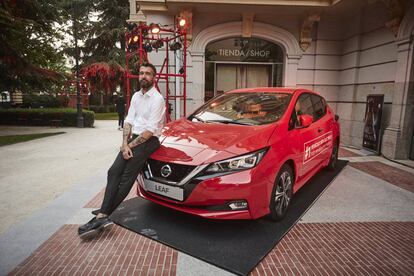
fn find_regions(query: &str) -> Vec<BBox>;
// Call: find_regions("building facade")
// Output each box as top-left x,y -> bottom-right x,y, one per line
129,0 -> 414,160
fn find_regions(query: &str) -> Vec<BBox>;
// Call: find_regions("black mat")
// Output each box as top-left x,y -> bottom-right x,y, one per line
110,160 -> 347,275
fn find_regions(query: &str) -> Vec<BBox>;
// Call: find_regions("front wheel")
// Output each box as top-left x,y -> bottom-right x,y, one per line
269,164 -> 294,221
326,141 -> 338,171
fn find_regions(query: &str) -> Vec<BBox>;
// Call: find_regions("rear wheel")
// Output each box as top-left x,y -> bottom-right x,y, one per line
269,164 -> 293,221
327,140 -> 338,171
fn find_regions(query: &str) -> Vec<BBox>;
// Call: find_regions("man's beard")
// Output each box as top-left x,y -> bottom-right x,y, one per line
140,79 -> 153,89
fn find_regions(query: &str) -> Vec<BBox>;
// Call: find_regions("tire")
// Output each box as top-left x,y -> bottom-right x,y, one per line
269,164 -> 294,221
327,140 -> 338,171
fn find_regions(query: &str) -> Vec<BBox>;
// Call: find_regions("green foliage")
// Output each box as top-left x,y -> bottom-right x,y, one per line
58,0 -> 94,71
83,0 -> 129,66
59,0 -> 130,101
0,0 -> 67,93
23,94 -> 69,108
0,0 -> 130,103
87,105 -> 116,113
0,132 -> 65,146
94,112 -> 118,120
0,108 -> 95,127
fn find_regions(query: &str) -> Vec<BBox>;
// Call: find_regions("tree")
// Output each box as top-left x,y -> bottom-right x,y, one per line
0,0 -> 67,94
58,0 -> 93,73
83,0 -> 129,66
81,61 -> 124,105
81,0 -> 129,99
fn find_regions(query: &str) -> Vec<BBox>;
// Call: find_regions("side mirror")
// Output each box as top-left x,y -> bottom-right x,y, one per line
335,114 -> 339,121
298,114 -> 313,128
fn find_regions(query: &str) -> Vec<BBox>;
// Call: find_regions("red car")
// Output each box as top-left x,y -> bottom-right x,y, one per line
137,88 -> 340,220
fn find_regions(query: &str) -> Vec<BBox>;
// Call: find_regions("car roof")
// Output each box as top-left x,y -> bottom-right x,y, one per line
226,87 -> 314,95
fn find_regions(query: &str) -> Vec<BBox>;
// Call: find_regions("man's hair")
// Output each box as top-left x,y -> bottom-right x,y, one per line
140,62 -> 157,76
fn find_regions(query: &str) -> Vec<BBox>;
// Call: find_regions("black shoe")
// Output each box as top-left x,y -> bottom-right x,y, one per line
78,217 -> 114,240
91,209 -> 100,215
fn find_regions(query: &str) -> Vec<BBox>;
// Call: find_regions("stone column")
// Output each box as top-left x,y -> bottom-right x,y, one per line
285,55 -> 301,86
188,51 -> 205,114
382,36 -> 414,159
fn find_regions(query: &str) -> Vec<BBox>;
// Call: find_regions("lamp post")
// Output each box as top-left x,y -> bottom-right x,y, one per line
72,1 -> 84,128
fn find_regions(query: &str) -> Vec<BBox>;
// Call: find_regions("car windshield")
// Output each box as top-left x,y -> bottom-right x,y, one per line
189,92 -> 292,126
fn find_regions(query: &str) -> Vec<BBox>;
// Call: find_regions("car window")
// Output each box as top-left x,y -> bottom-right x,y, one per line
289,93 -> 314,129
298,94 -> 313,117
311,94 -> 326,121
189,92 -> 292,125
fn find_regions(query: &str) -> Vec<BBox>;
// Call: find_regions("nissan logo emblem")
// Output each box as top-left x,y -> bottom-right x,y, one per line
160,165 -> 172,178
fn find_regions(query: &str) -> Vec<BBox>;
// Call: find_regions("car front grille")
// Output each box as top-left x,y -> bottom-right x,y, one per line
146,159 -> 196,183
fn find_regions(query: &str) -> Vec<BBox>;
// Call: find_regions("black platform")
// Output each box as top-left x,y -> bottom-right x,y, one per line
110,160 -> 347,275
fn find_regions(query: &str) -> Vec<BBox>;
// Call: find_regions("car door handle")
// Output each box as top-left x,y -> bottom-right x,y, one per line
318,128 -> 323,133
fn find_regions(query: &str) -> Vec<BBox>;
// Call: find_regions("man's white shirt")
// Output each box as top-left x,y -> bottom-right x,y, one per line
124,86 -> 165,137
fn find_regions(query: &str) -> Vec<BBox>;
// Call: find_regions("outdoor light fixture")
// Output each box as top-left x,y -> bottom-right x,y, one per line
143,41 -> 152,53
179,67 -> 184,74
151,39 -> 163,50
142,28 -> 149,38
178,17 -> 186,28
126,22 -> 137,31
128,41 -> 138,52
133,35 -> 139,42
169,41 -> 182,51
149,23 -> 160,34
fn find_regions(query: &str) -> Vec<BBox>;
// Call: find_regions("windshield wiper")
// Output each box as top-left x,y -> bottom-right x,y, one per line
205,119 -> 254,126
192,115 -> 205,122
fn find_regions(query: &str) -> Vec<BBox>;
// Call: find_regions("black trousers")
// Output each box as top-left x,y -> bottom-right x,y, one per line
100,136 -> 160,215
118,112 -> 125,127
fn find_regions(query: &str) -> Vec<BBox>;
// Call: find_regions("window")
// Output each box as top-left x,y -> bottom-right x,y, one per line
298,94 -> 313,117
289,93 -> 314,129
311,95 -> 326,121
190,92 -> 292,126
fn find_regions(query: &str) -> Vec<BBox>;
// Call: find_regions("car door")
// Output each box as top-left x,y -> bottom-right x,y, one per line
291,93 -> 319,180
310,94 -> 333,166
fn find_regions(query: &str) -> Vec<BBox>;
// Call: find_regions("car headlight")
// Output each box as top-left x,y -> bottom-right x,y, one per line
205,148 -> 268,174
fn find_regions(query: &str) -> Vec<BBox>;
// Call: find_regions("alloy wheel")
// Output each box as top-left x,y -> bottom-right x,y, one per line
274,171 -> 292,214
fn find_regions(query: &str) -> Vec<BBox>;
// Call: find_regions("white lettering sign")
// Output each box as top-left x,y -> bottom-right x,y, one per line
218,49 -> 270,58
303,132 -> 333,164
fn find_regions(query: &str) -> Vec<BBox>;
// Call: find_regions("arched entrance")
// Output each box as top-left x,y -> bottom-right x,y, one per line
189,22 -> 302,112
204,37 -> 284,102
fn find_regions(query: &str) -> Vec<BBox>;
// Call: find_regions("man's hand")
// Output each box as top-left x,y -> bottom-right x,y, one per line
121,144 -> 133,160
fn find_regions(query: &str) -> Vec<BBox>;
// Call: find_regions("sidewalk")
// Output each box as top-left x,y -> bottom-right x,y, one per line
1,126 -> 413,275
0,121 -> 120,234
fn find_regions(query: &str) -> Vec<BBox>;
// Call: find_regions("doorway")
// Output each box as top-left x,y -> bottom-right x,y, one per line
216,64 -> 272,96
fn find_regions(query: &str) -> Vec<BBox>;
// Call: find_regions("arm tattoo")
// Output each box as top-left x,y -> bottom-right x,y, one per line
122,123 -> 132,146
128,135 -> 147,148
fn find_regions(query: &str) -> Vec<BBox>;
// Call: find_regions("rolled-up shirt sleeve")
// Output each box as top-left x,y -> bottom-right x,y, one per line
145,96 -> 165,134
124,94 -> 137,125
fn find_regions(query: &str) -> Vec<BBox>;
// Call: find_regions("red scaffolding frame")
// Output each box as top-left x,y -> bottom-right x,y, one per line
125,23 -> 188,122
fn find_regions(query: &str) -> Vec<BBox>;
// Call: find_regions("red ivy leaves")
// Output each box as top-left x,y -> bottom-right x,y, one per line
81,62 -> 125,93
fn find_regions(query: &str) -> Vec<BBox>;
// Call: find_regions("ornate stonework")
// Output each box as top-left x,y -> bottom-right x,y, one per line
299,12 -> 321,51
381,0 -> 406,36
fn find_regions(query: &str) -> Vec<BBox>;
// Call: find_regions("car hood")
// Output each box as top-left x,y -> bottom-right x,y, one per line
152,118 -> 276,165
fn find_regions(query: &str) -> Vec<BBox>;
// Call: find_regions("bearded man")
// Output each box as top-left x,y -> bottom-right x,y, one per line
78,63 -> 165,239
